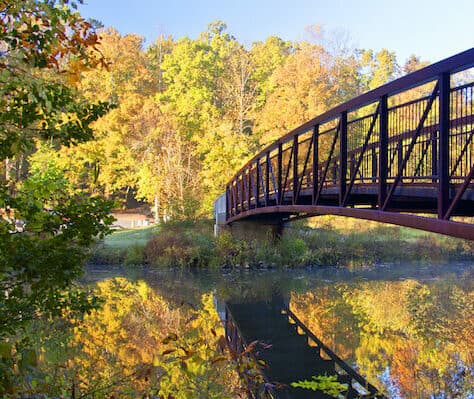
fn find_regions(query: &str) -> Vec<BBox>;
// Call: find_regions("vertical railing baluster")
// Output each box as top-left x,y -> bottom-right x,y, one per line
339,112 -> 347,206
438,72 -> 450,218
431,129 -> 438,183
232,182 -> 236,215
293,135 -> 298,204
235,178 -> 238,213
225,184 -> 230,220
240,173 -> 244,212
350,154 -> 356,181
265,152 -> 270,206
379,95 -> 388,208
235,182 -> 239,214
256,159 -> 260,208
312,125 -> 319,205
397,139 -> 403,181
371,147 -> 377,183
247,166 -> 251,210
277,143 -> 282,205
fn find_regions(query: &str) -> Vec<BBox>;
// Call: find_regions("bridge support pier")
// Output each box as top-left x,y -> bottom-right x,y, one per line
214,193 -> 287,239
213,193 -> 228,236
228,218 -> 286,241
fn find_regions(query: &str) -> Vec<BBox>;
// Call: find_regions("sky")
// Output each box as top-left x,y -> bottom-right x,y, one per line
78,0 -> 474,64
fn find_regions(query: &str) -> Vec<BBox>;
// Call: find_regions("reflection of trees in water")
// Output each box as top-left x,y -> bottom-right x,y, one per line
15,277 -> 240,398
290,286 -> 359,361
61,267 -> 472,398
289,277 -> 474,398
72,278 -> 180,396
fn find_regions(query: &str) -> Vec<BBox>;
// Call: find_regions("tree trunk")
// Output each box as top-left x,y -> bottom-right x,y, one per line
154,194 -> 160,224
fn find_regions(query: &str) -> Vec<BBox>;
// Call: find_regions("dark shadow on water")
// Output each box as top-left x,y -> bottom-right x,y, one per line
223,293 -> 385,399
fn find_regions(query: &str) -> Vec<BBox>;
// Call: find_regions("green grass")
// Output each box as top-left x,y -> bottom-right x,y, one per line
103,226 -> 158,249
89,226 -> 159,265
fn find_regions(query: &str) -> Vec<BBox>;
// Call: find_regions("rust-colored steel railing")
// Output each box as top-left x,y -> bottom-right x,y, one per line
225,48 -> 474,240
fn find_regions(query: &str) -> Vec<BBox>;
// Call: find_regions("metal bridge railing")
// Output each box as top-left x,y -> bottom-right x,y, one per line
225,48 -> 474,239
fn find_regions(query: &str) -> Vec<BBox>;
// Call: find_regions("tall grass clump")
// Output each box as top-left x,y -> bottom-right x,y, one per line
124,244 -> 146,265
144,220 -> 215,267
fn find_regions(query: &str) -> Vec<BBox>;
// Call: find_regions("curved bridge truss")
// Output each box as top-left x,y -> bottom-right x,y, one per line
225,48 -> 474,240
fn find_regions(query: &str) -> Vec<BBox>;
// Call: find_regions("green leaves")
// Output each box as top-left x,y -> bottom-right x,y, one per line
0,7 -> 114,394
291,374 -> 348,396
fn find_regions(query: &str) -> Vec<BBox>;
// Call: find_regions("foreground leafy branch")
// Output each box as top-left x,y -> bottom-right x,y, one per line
0,0 -> 114,393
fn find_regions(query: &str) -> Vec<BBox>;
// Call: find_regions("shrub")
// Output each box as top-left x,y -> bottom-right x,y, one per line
138,218 -> 473,269
279,236 -> 308,267
186,230 -> 215,267
145,230 -> 195,267
88,244 -> 127,265
144,222 -> 215,267
124,244 -> 146,266
215,232 -> 246,268
252,238 -> 281,267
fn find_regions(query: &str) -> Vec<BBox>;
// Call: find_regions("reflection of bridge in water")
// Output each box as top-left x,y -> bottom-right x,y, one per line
221,296 -> 385,398
216,48 -> 474,240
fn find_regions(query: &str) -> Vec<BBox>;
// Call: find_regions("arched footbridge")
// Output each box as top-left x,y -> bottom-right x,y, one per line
218,48 -> 474,240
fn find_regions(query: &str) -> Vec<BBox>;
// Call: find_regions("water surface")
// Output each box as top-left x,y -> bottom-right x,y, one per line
83,262 -> 474,398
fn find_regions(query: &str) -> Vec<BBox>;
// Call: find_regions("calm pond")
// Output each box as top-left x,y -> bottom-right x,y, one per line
82,262 -> 473,398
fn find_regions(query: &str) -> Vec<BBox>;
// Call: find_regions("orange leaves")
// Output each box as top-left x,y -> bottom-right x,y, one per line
1,0 -> 105,79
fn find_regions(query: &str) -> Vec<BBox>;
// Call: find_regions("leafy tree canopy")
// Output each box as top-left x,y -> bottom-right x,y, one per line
0,0 -> 113,340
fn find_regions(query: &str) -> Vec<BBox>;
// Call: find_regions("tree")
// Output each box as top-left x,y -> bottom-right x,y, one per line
360,49 -> 399,91
255,41 -> 362,145
0,0 -> 112,339
403,54 -> 429,74
250,36 -> 292,109
134,100 -> 200,219
52,29 -> 155,200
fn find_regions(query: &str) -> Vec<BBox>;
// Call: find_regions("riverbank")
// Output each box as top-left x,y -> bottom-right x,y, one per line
89,217 -> 474,268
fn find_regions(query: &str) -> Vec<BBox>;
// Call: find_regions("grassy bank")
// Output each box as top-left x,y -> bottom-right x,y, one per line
90,217 -> 474,268
89,225 -> 158,265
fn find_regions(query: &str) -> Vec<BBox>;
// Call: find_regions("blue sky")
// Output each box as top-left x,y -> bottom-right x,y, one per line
78,0 -> 474,64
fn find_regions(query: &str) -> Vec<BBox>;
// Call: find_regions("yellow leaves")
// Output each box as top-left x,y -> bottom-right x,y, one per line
73,279 -> 170,358
152,355 -> 161,367
291,278 -> 474,397
162,334 -> 178,345
65,59 -> 91,87
63,277 -> 240,397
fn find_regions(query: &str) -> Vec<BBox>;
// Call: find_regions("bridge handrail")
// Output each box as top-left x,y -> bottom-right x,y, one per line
230,47 -> 474,179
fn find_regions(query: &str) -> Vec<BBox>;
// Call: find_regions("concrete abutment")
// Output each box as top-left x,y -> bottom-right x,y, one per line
213,193 -> 286,240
